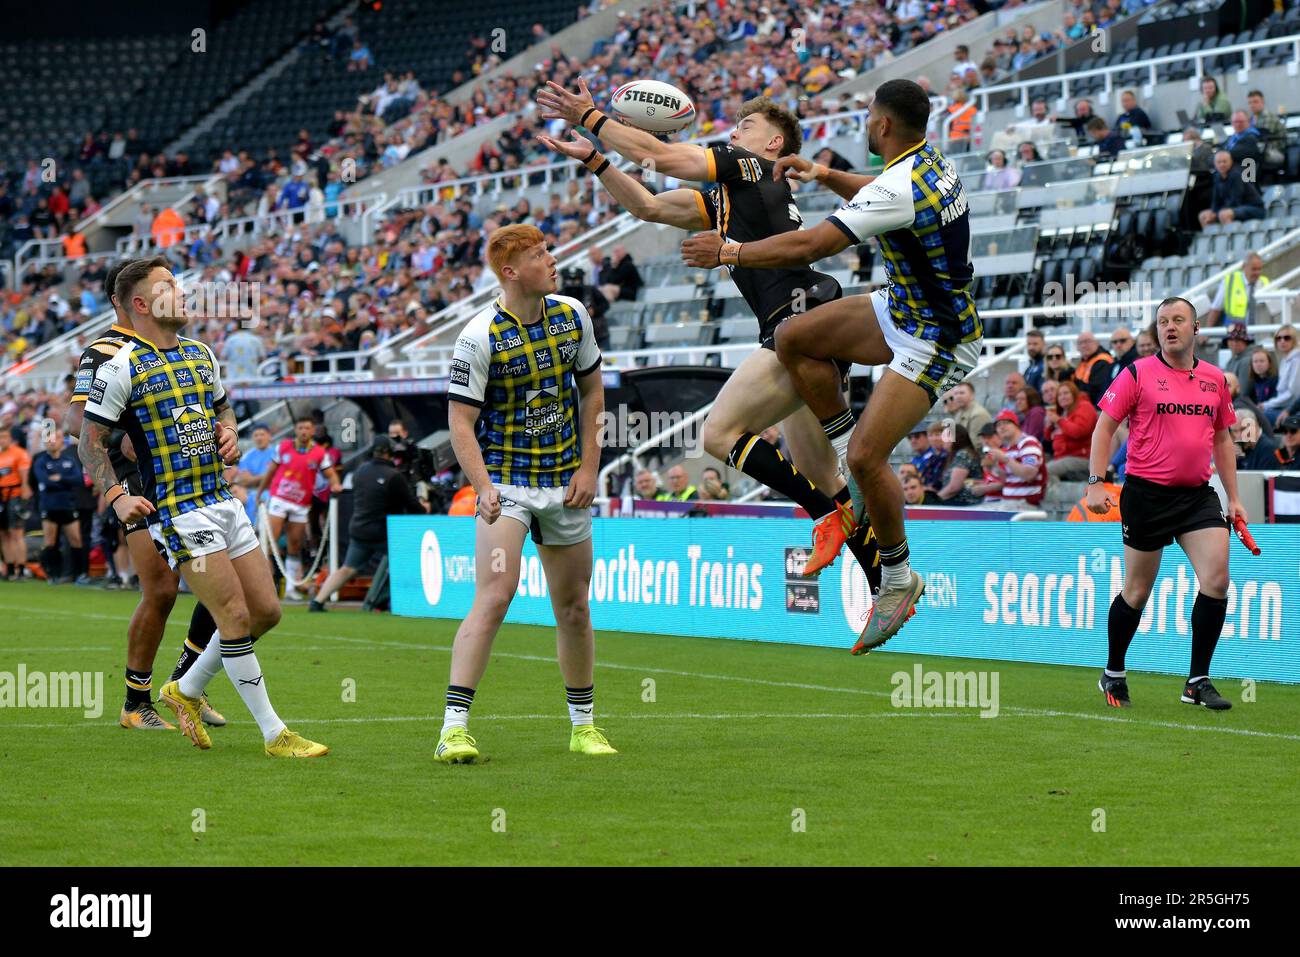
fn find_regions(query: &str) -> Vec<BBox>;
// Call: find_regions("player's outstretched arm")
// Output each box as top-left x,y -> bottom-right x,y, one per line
773,155 -> 874,201
537,78 -> 709,181
680,218 -> 850,269
538,131 -> 708,229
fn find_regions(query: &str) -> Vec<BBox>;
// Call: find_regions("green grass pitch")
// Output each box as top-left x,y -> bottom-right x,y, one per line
2,581 -> 1297,866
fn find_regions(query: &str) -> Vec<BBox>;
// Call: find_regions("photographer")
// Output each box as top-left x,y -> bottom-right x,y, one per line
559,264 -> 610,351
387,419 -> 435,500
309,435 -> 428,612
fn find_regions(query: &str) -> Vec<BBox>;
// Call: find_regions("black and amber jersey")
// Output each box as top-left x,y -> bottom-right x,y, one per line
694,144 -> 831,330
71,325 -> 138,482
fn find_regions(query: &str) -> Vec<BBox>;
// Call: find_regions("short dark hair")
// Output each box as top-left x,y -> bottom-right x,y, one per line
253,424 -> 271,432
113,255 -> 170,311
295,414 -> 315,425
734,96 -> 802,156
1085,116 -> 1107,133
1027,327 -> 1045,338
104,259 -> 134,306
1157,296 -> 1197,320
871,79 -> 931,139
1247,89 -> 1264,99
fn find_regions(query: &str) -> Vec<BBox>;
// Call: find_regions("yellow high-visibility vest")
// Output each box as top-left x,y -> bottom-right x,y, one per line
1222,270 -> 1269,321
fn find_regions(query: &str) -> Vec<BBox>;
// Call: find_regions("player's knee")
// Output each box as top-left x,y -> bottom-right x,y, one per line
223,606 -> 253,637
141,570 -> 179,610
556,598 -> 590,632
251,603 -> 281,636
1199,567 -> 1230,598
700,417 -> 737,461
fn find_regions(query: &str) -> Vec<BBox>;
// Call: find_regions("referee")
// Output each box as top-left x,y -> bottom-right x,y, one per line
1086,297 -> 1245,710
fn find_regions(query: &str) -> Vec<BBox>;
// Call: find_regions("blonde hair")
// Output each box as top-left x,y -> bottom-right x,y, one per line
486,223 -> 546,282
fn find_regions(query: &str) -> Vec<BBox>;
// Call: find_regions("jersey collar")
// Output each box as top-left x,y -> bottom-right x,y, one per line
494,297 -> 546,327
1155,352 -> 1198,374
884,140 -> 928,171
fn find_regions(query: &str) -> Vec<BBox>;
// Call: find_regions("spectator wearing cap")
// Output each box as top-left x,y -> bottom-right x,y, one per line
984,410 -> 1046,510
908,422 -> 947,491
1222,323 -> 1255,384
1208,254 -> 1269,331
1275,414 -> 1300,467
308,435 -> 427,613
1046,379 -> 1097,480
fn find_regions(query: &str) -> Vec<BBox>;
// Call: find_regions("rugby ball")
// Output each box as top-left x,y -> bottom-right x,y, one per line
610,80 -> 696,134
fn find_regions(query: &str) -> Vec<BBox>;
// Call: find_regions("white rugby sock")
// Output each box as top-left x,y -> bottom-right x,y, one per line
286,556 -> 303,590
178,630 -> 223,698
219,636 -> 285,742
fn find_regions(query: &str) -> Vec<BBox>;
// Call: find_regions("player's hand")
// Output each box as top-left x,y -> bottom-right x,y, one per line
681,231 -> 724,268
537,131 -> 595,160
330,481 -> 343,494
773,154 -> 819,183
564,467 -> 597,510
112,493 -> 155,526
1227,499 -> 1248,525
120,434 -> 136,463
1085,483 -> 1115,515
217,424 -> 240,465
476,485 -> 501,524
537,78 -> 596,126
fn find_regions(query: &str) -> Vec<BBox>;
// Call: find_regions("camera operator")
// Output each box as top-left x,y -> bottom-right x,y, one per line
559,264 -> 610,351
387,418 -> 435,498
309,435 -> 428,612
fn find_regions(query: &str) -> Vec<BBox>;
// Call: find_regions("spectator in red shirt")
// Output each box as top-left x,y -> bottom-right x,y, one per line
984,410 -> 1046,509
1046,379 -> 1097,479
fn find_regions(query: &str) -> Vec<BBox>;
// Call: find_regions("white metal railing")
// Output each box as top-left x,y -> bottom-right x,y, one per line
974,33 -> 1300,115
597,399 -> 716,499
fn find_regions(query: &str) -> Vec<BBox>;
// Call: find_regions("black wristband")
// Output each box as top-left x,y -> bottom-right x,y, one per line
582,146 -> 599,164
591,114 -> 609,136
579,107 -> 598,128
108,489 -> 126,507
593,158 -> 610,176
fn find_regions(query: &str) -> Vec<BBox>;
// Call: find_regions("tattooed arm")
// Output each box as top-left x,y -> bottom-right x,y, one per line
214,400 -> 241,465
79,420 -> 154,525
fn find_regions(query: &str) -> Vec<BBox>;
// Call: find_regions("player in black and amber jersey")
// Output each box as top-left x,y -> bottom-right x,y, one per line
538,82 -> 881,592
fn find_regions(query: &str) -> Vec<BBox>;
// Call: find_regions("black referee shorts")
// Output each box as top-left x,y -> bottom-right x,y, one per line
1119,474 -> 1228,552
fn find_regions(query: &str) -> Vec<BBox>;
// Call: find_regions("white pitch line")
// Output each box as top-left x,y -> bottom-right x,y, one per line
8,604 -> 1300,743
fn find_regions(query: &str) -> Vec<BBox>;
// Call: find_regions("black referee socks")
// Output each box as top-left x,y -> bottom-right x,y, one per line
1106,594 -> 1144,673
1190,592 -> 1229,680
727,433 -> 836,520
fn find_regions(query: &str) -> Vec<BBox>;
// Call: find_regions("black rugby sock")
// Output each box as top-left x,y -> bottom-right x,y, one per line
1106,594 -> 1144,674
727,433 -> 836,520
1189,592 -> 1229,680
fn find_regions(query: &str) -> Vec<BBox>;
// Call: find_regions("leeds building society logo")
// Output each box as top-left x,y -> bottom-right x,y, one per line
170,404 -> 216,458
420,530 -> 443,606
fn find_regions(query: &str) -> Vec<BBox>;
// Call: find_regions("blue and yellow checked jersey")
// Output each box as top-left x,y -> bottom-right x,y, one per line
448,294 -> 602,488
81,332 -> 233,523
827,141 -> 981,349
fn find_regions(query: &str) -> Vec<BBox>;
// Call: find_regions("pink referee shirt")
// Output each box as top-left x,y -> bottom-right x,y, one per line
1098,354 -> 1235,487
